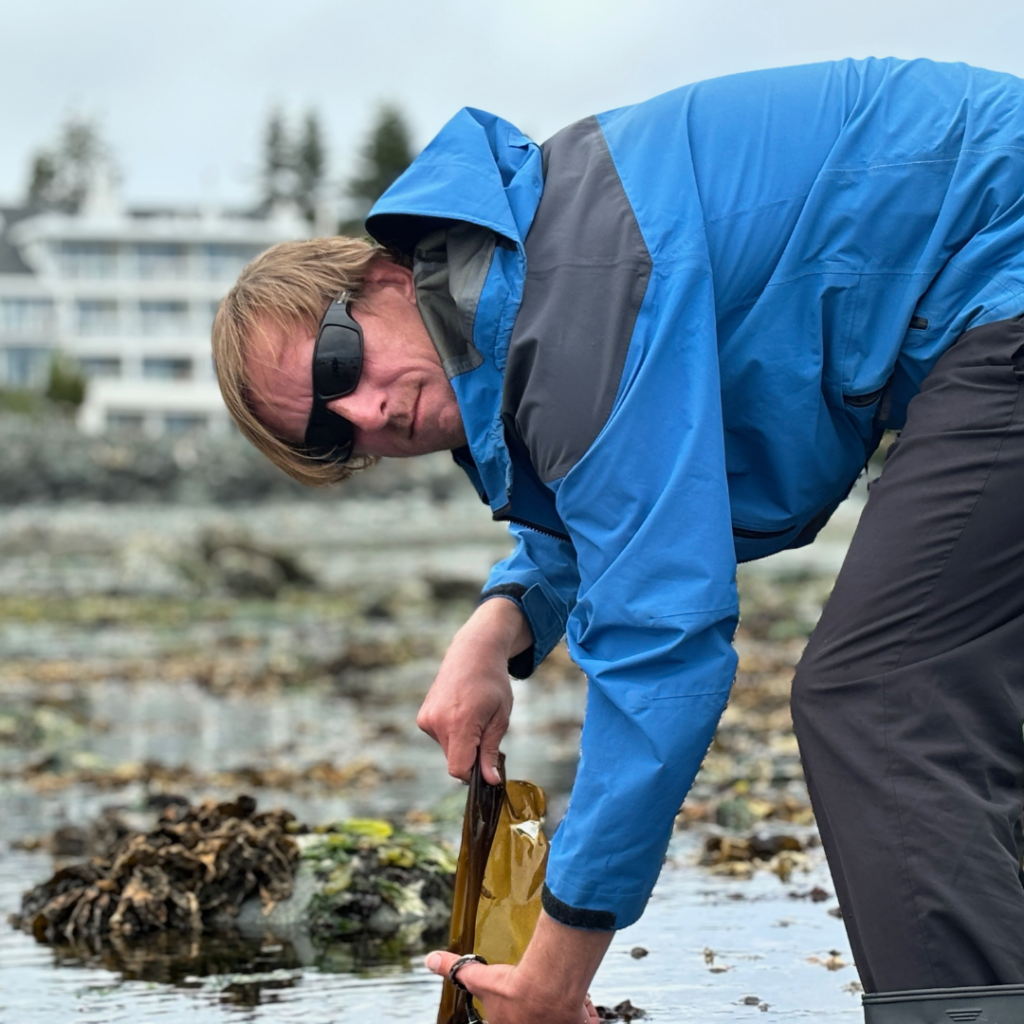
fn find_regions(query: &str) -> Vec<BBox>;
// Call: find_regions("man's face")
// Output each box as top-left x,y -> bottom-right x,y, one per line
246,261 -> 467,459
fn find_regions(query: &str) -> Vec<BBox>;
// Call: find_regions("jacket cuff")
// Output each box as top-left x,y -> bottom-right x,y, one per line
478,581 -> 565,678
541,884 -> 617,931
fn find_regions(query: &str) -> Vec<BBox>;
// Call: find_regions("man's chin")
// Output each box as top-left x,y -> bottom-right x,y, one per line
359,422 -> 466,459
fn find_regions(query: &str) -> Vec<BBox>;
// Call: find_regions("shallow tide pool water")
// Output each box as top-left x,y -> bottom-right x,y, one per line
0,839 -> 862,1021
0,495 -> 866,1022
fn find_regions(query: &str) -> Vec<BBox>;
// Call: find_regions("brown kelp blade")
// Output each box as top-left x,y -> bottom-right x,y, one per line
437,754 -> 506,1024
473,779 -> 548,967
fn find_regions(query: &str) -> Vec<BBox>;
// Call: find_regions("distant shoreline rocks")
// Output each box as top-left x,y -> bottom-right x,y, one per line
0,415 -> 474,505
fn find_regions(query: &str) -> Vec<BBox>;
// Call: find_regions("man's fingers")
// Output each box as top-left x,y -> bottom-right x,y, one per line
427,950 -> 595,1022
478,716 -> 507,786
425,951 -> 489,996
418,708 -> 493,783
446,729 -> 482,782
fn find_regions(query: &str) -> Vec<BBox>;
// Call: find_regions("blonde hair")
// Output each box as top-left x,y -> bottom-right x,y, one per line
212,236 -> 394,486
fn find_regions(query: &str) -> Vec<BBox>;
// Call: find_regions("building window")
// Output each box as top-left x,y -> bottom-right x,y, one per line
143,357 -> 192,380
76,300 -> 119,335
201,243 -> 262,280
135,243 -> 187,279
79,357 -> 121,378
107,411 -> 145,432
164,413 -> 207,434
0,298 -> 55,336
139,300 -> 189,335
58,241 -> 118,278
4,347 -> 51,387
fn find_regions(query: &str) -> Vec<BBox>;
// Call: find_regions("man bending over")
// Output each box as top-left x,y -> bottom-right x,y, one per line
213,57 -> 1024,1023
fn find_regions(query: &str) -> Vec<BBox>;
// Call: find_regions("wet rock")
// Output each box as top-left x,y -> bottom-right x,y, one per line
702,831 -> 804,865
595,999 -> 646,1021
13,797 -> 298,943
180,528 -> 315,598
788,885 -> 831,902
425,576 -> 484,603
807,949 -> 848,971
0,696 -> 88,748
701,830 -> 814,882
300,820 -> 455,943
50,825 -> 88,857
715,796 -> 756,831
11,808 -> 136,858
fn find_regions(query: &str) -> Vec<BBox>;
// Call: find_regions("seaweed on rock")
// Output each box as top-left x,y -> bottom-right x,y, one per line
302,819 -> 456,941
13,796 -> 298,943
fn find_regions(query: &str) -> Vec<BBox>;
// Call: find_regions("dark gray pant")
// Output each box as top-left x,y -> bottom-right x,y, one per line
792,316 -> 1024,994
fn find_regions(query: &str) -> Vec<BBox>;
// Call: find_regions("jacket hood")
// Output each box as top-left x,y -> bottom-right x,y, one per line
365,108 -> 547,516
366,107 -> 543,255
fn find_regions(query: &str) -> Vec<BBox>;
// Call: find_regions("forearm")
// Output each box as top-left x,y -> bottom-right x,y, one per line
517,911 -> 613,1014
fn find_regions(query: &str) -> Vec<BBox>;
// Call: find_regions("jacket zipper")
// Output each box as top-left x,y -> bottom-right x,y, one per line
493,512 -> 572,542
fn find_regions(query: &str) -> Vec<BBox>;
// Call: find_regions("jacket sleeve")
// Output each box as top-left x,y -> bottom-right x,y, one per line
480,523 -> 580,678
539,270 -> 739,931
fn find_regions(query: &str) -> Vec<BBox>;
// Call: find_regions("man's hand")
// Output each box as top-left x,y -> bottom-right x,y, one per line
425,912 -> 612,1024
417,597 -> 532,784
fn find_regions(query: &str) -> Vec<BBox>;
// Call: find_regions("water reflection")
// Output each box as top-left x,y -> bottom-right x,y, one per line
50,931 -> 303,995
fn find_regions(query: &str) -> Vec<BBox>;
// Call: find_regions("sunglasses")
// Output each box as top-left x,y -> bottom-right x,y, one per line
303,296 -> 363,463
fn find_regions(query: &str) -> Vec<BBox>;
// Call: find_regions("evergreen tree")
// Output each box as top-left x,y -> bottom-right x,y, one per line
27,115 -> 113,211
294,110 -> 326,225
343,105 -> 415,233
261,108 -> 294,209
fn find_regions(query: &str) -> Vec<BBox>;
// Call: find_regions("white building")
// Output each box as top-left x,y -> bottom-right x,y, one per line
0,184 -> 309,436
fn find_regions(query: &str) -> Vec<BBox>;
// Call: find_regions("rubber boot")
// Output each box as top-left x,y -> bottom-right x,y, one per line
863,984 -> 1024,1022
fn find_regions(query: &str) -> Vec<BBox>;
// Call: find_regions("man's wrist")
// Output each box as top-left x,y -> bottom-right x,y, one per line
466,594 -> 533,659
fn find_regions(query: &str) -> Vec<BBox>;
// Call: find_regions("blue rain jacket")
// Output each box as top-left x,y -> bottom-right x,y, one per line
367,57 -> 1024,930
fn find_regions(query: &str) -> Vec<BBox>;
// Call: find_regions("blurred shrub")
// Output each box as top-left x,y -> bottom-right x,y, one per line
0,390 -> 46,415
45,357 -> 87,407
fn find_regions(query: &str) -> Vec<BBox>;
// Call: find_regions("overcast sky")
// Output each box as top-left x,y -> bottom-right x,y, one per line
4,0 -> 1024,211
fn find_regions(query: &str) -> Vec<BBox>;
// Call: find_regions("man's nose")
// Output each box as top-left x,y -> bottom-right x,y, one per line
326,389 -> 388,431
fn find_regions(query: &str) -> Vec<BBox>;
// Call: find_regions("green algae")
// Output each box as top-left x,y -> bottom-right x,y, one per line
302,820 -> 456,942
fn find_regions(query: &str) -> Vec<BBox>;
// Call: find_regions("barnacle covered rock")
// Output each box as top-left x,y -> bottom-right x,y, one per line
12,804 -> 459,954
13,796 -> 298,943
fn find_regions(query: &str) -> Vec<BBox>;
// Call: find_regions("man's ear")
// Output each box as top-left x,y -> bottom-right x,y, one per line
362,259 -> 416,305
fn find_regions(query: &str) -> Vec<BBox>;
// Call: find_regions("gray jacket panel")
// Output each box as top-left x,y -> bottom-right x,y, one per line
413,222 -> 494,378
503,116 -> 652,484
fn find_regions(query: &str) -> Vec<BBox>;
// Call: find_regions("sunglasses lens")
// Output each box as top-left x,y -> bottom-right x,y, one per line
312,323 -> 362,399
302,300 -> 362,464
305,402 -> 355,462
